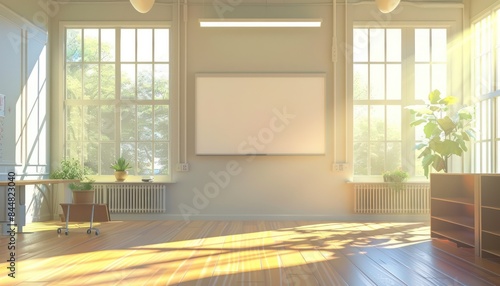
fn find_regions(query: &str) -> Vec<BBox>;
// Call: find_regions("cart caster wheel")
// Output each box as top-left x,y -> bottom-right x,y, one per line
95,231 -> 99,236
65,231 -> 69,235
57,228 -> 61,234
87,229 -> 91,234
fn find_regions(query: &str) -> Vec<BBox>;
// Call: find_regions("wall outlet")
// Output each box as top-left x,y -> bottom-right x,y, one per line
333,163 -> 347,172
177,163 -> 189,172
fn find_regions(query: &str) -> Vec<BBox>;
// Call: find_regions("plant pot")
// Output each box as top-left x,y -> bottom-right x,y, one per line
114,171 -> 128,182
72,190 -> 95,204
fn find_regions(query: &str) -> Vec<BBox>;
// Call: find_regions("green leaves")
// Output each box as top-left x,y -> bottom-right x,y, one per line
406,89 -> 475,178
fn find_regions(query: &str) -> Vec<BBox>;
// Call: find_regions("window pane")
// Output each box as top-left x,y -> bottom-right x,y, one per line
137,29 -> 153,62
121,143 -> 137,175
370,142 -> 385,175
353,142 -> 368,176
415,29 -> 430,62
83,64 -> 99,100
370,105 -> 385,141
353,29 -> 368,62
154,142 -> 169,175
66,63 -> 82,99
101,29 -> 115,62
121,29 -> 136,62
154,64 -> 169,100
137,64 -> 153,100
100,105 -> 115,141
386,106 -> 401,141
83,29 -> 99,62
84,142 -> 98,175
386,142 -> 401,171
84,106 -> 99,141
353,64 -> 368,100
121,64 -> 136,99
370,64 -> 385,100
415,64 -> 430,100
121,105 -> 137,141
353,105 -> 368,141
66,29 -> 82,62
386,64 -> 401,100
100,143 -> 115,175
66,106 -> 82,141
101,64 -> 115,99
432,29 -> 447,62
66,142 -> 82,161
154,29 -> 169,62
386,29 -> 401,62
154,105 -> 169,140
370,29 -> 385,62
138,142 -> 153,175
138,105 -> 153,140
431,64 -> 447,93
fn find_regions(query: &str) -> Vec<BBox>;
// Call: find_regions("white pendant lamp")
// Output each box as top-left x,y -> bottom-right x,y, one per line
376,0 -> 401,13
130,0 -> 155,13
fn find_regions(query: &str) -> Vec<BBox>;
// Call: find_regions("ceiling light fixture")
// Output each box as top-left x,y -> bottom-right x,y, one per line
130,0 -> 155,13
375,0 -> 401,13
199,19 -> 323,28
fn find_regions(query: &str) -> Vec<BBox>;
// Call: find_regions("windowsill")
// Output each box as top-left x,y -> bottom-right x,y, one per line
348,176 -> 429,184
88,175 -> 174,184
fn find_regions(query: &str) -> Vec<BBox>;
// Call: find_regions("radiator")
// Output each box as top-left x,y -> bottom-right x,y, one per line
93,183 -> 166,213
353,183 -> 430,214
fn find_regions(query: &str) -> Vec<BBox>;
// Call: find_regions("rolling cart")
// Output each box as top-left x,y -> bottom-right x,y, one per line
57,203 -> 110,235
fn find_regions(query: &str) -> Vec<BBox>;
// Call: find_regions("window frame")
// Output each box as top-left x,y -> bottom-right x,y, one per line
347,21 -> 456,182
59,21 -> 172,182
471,8 -> 500,174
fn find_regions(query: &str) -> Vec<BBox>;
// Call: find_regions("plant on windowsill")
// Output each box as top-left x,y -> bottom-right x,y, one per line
49,158 -> 95,203
406,89 -> 475,178
110,157 -> 132,182
382,168 -> 409,191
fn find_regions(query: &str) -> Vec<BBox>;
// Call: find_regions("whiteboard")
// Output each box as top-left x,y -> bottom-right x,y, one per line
195,73 -> 326,155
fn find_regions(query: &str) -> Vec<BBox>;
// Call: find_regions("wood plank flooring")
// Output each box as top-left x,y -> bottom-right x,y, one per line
0,220 -> 499,285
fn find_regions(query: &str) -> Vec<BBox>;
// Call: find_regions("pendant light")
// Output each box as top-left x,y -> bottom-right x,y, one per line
130,0 -> 155,13
375,0 -> 401,13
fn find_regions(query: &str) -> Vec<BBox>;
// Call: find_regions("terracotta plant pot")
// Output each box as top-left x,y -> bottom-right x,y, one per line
73,190 -> 95,204
114,171 -> 128,182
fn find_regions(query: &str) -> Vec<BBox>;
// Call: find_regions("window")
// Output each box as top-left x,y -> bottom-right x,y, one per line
64,26 -> 170,178
472,9 -> 500,173
352,27 -> 448,178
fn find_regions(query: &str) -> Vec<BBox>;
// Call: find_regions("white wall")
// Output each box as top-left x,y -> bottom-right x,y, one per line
3,0 -> 467,222
0,1 -> 50,223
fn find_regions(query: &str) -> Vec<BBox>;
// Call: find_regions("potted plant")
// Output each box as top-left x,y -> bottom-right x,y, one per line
383,168 -> 409,183
50,158 -> 95,203
110,157 -> 132,182
406,90 -> 475,178
383,168 -> 409,191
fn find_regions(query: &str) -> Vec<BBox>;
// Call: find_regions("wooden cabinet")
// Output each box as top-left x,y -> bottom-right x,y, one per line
430,173 -> 478,252
431,173 -> 500,261
480,175 -> 500,260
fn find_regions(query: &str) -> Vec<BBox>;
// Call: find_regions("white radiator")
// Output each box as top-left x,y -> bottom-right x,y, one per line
93,183 -> 166,213
353,183 -> 430,214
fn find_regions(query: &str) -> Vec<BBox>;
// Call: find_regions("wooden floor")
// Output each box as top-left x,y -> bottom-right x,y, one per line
1,220 -> 500,285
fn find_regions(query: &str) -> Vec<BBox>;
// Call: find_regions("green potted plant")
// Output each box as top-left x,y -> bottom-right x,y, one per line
383,168 -> 409,183
50,158 -> 95,203
110,157 -> 132,182
406,89 -> 475,178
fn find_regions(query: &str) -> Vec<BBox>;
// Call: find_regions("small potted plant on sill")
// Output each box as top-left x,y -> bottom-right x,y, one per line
382,168 -> 409,191
50,158 -> 95,204
110,157 -> 132,182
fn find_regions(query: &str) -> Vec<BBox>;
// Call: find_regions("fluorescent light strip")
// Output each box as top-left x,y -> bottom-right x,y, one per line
199,19 -> 322,28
